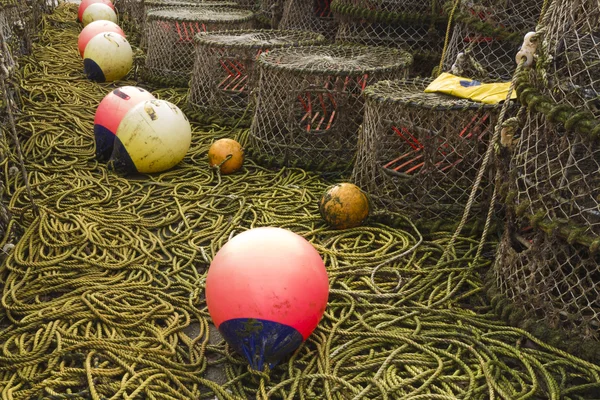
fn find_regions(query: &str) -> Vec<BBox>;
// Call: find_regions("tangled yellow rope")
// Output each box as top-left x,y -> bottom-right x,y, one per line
1,4 -> 600,399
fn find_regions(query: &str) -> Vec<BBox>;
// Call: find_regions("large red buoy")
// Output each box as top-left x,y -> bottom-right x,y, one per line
78,0 -> 114,22
78,20 -> 125,58
206,227 -> 329,371
94,86 -> 155,161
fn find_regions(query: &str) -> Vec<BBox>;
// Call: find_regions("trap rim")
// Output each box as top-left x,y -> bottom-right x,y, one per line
194,29 -> 326,50
365,78 -> 509,111
256,44 -> 413,76
147,7 -> 255,23
144,0 -> 238,8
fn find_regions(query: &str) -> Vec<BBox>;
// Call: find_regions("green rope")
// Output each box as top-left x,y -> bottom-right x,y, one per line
1,4 -> 600,400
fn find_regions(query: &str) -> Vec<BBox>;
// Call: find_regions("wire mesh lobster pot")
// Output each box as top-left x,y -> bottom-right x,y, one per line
249,45 -> 412,172
491,107 -> 600,360
352,78 -> 509,224
143,7 -> 254,86
279,0 -> 337,40
442,0 -> 542,82
0,0 -> 34,58
138,1 -> 239,48
490,0 -> 600,361
331,0 -> 447,77
188,29 -> 326,125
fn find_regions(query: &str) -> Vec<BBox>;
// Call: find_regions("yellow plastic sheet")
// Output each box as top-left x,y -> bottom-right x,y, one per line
424,72 -> 517,104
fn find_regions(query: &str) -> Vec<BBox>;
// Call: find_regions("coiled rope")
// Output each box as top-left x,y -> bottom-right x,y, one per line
1,4 -> 600,399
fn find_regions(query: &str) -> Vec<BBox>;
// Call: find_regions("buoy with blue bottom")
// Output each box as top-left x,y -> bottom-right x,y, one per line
206,227 -> 329,371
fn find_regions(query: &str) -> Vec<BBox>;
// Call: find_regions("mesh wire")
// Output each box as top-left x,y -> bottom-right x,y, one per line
331,0 -> 448,76
442,0 -> 543,82
143,7 -> 254,86
188,29 -> 326,125
278,0 -> 337,40
536,0 -> 600,118
352,78 -> 506,223
492,0 -> 600,357
0,1 -> 34,58
256,0 -> 281,28
248,45 -> 412,172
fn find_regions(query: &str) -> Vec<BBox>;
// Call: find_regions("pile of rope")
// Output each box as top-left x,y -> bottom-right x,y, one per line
1,4 -> 600,399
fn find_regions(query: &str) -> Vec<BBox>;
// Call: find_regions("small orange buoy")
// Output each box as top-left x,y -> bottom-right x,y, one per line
208,138 -> 244,174
319,183 -> 370,229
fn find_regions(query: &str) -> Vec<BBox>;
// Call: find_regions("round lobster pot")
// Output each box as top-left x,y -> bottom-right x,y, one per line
143,7 -> 254,86
442,0 -> 542,82
188,29 -> 326,125
249,45 -> 412,172
139,1 -> 239,48
332,0 -> 447,77
352,78 -> 508,222
279,0 -> 337,40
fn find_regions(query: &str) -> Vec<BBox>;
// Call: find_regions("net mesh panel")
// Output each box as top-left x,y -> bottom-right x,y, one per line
492,0 -> 600,358
143,7 -> 254,86
279,0 -> 337,40
352,78 -> 506,226
188,29 -> 326,125
0,0 -> 35,58
248,45 -> 412,172
256,0 -> 281,28
442,0 -> 543,82
331,0 -> 448,77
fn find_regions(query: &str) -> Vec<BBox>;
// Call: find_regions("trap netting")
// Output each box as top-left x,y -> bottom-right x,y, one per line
143,7 -> 254,86
0,0 -> 36,58
491,0 -> 600,360
188,29 -> 326,125
278,0 -> 337,40
352,78 -> 507,228
138,1 -> 239,48
331,0 -> 447,76
255,0 -> 281,28
442,0 -> 542,82
248,45 -> 412,172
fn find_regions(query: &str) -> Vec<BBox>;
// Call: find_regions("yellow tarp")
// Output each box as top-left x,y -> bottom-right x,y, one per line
424,72 -> 517,104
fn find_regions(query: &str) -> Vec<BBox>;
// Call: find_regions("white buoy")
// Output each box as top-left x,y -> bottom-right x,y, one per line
83,32 -> 133,82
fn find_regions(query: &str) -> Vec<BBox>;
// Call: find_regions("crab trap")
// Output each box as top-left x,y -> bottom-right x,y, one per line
491,108 -> 600,361
490,0 -> 600,361
138,1 -> 239,48
188,29 -> 326,125
351,78 -> 509,223
331,0 -> 447,77
278,0 -> 337,40
442,0 -> 542,82
248,45 -> 412,172
143,7 -> 254,86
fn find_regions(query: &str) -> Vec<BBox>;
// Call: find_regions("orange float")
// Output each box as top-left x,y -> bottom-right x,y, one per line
207,138 -> 244,174
319,183 -> 370,229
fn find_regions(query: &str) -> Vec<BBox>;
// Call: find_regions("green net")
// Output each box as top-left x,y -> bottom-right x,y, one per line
492,0 -> 600,360
279,0 -> 337,40
442,0 -> 542,82
331,0 -> 448,77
